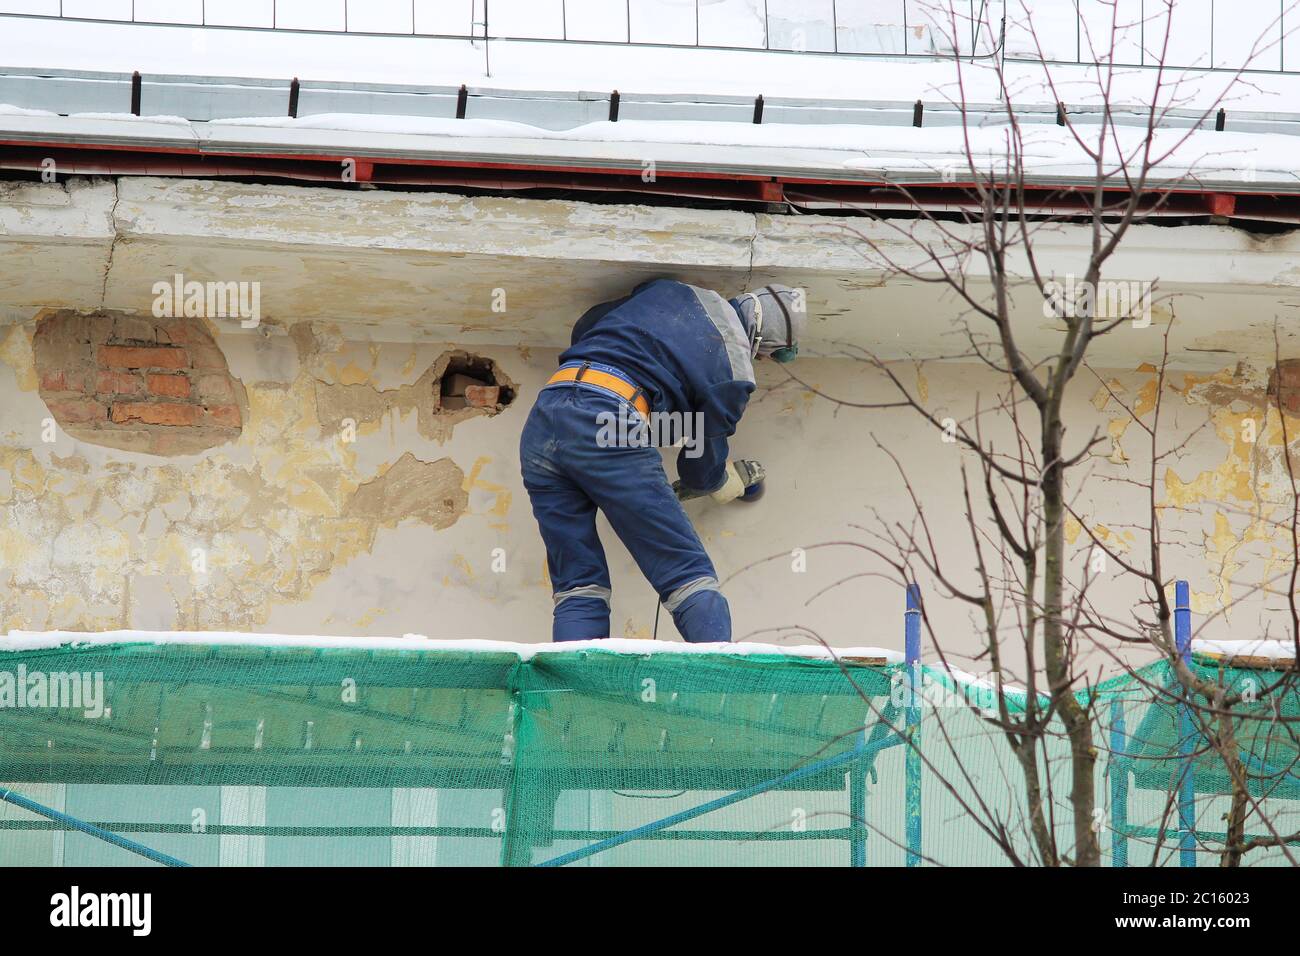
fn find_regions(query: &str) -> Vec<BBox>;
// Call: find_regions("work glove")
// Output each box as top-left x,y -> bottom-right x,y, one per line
674,460 -> 765,504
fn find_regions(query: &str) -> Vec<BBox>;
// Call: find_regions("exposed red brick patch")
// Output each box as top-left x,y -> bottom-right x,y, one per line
146,372 -> 191,399
39,370 -> 67,392
465,384 -> 500,407
114,316 -> 157,344
158,323 -> 202,345
196,373 -> 235,403
45,398 -> 106,423
99,345 -> 189,370
187,345 -> 229,369
205,404 -> 242,428
111,402 -> 201,426
34,311 -> 246,456
1269,359 -> 1300,415
96,370 -> 143,395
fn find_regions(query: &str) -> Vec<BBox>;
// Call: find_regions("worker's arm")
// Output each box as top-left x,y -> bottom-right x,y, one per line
675,379 -> 754,496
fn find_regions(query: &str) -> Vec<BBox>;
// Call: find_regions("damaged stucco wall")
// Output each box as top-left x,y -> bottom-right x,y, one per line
0,316 -> 487,632
1,176 -> 1300,668
0,307 -> 1294,674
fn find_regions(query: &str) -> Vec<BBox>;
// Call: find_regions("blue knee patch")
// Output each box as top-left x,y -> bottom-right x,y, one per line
553,596 -> 610,642
670,589 -> 731,644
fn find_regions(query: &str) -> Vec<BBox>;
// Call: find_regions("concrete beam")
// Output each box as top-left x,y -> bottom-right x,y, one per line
3,176 -> 1300,367
0,178 -> 116,317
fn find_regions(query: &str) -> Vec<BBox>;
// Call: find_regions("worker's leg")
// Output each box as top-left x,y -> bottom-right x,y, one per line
597,475 -> 730,643
521,393 -> 612,642
580,419 -> 731,644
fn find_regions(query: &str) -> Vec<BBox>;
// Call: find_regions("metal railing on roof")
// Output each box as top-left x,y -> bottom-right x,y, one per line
1,1 -> 1002,59
2,1 -> 1298,75
5,65 -> 1300,141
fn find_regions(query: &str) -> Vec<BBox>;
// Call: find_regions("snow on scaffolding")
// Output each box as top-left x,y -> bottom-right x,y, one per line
0,629 -> 904,663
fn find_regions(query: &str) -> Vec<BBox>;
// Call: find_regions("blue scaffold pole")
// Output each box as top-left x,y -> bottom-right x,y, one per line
904,583 -> 922,867
0,787 -> 189,867
1109,697 -> 1128,867
1175,579 -> 1196,868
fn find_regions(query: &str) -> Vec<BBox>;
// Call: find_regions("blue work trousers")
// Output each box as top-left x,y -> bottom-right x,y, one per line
520,372 -> 730,643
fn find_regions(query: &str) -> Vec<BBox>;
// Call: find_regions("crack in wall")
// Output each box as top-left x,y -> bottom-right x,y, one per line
98,179 -> 122,311
743,211 -> 759,291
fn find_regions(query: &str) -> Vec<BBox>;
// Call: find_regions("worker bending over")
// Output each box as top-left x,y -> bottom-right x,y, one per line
520,278 -> 806,643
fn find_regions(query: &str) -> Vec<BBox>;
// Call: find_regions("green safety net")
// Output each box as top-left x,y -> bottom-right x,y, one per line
0,641 -> 1297,866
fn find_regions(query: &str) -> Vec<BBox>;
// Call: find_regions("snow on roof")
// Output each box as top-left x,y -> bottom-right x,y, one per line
1192,638 -> 1298,663
3,104 -> 1298,191
5,9 -> 1300,110
923,662 -> 1034,703
219,112 -> 1300,186
0,629 -> 904,663
6,7 -> 1300,188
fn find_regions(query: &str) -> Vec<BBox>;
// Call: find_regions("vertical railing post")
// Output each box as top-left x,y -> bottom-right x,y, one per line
905,583 -> 922,866
1109,697 -> 1128,867
849,732 -> 867,867
1175,579 -> 1196,868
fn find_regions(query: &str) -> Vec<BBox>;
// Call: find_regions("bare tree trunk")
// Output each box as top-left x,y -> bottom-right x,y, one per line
1042,405 -> 1099,865
1219,708 -> 1248,867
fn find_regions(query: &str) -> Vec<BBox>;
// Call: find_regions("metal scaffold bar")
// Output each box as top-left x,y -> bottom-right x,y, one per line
536,732 -> 901,867
1109,697 -> 1129,867
0,787 -> 190,867
905,583 -> 923,866
1175,580 -> 1197,868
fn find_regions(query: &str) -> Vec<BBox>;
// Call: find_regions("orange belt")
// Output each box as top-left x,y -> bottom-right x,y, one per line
547,364 -> 651,419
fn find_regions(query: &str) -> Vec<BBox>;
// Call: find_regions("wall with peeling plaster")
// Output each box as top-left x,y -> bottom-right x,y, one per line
1,302 -> 1292,676
1,176 -> 1298,672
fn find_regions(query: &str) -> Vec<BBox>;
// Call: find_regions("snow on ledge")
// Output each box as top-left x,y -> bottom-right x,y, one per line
925,662 -> 1031,700
0,630 -> 902,664
1192,638 -> 1297,662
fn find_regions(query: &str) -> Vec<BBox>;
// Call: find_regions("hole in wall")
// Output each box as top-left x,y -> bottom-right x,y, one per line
433,351 -> 515,413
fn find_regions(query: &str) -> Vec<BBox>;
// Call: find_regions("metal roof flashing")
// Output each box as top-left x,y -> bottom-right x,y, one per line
4,66 -> 1300,210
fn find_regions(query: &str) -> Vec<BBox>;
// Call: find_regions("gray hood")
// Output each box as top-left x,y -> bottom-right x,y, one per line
732,284 -> 806,358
